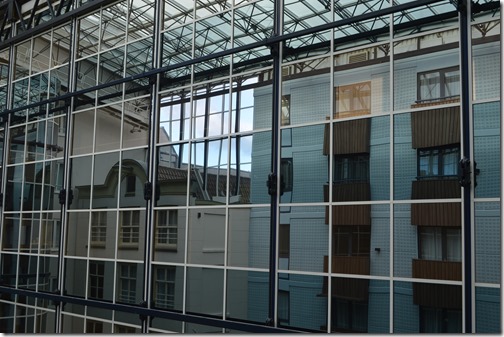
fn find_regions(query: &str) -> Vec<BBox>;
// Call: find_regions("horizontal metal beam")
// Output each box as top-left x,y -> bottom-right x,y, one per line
0,0 -> 117,49
0,285 -> 296,333
2,0 -> 499,121
1,0 -> 455,120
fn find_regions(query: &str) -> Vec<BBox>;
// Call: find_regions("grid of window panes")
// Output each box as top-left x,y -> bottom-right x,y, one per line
0,0 -> 500,334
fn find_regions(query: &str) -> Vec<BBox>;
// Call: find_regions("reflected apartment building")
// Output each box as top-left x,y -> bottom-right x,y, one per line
0,0 -> 501,334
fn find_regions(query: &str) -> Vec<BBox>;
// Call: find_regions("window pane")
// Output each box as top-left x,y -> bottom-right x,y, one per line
446,228 -> 461,262
444,70 -> 460,98
419,72 -> 440,101
419,227 -> 442,260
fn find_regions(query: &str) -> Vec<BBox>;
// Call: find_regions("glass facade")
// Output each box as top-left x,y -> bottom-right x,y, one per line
0,0 -> 500,333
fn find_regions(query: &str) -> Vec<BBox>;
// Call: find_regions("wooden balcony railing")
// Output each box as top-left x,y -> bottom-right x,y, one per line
412,259 -> 461,281
411,97 -> 460,108
321,255 -> 370,300
324,183 -> 371,226
323,118 -> 370,155
412,179 -> 461,199
323,255 -> 370,275
411,105 -> 460,148
411,179 -> 461,227
412,259 -> 462,309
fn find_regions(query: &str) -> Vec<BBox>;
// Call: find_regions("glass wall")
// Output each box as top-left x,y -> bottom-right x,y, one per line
0,0 -> 500,333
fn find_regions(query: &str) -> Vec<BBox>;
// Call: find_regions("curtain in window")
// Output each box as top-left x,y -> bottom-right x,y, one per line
333,300 -> 350,330
446,229 -> 461,262
419,227 -> 442,260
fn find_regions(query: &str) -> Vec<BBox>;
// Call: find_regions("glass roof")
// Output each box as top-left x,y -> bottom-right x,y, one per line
0,0 -> 499,87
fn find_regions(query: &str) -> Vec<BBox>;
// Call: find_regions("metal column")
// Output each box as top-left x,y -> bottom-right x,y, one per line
458,0 -> 473,332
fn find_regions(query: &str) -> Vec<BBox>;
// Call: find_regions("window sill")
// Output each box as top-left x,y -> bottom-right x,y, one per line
411,96 -> 460,108
154,245 -> 177,252
118,243 -> 139,250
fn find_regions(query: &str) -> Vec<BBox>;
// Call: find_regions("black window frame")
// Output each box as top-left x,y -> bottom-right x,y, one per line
419,306 -> 462,333
417,145 -> 460,180
417,66 -> 460,103
331,298 -> 369,333
333,154 -> 370,184
280,158 -> 293,193
417,226 -> 461,262
333,225 -> 371,257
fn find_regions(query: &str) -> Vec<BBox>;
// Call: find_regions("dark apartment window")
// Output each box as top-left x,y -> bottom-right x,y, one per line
154,266 -> 176,309
125,175 -> 136,195
332,298 -> 368,332
334,154 -> 369,183
89,261 -> 104,299
417,146 -> 459,179
418,67 -> 460,102
279,224 -> 290,259
278,291 -> 290,324
86,320 -> 103,333
118,264 -> 137,304
280,158 -> 293,192
420,306 -> 462,333
418,227 -> 461,262
333,226 -> 371,257
281,95 -> 290,126
114,325 -> 137,333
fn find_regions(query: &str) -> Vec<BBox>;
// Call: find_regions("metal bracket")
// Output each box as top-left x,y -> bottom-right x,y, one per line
144,182 -> 152,201
268,42 -> 280,58
139,300 -> 148,321
155,182 -> 160,202
58,189 -> 73,206
266,173 -> 284,196
458,157 -> 479,188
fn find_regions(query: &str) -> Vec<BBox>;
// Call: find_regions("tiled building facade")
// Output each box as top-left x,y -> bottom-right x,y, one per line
0,0 -> 500,333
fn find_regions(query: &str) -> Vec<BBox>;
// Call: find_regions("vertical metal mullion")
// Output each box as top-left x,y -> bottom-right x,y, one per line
268,0 -> 282,327
203,85 -> 210,191
327,0 -> 335,331
1,18 -> 16,330
234,84 -> 241,196
55,14 -> 78,333
388,0 -> 395,332
459,0 -> 473,333
143,0 -> 164,331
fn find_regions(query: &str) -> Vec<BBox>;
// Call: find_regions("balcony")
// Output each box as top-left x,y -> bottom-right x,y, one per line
412,259 -> 462,309
324,255 -> 370,275
324,183 -> 371,226
411,179 -> 461,227
411,105 -> 460,149
323,118 -> 370,156
411,96 -> 460,109
321,256 -> 370,300
412,259 -> 461,281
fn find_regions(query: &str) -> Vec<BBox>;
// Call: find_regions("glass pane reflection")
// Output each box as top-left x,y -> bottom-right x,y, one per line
226,270 -> 268,324
394,281 -> 461,333
186,267 -> 223,317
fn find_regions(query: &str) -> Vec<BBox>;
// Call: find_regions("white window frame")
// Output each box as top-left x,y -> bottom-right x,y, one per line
119,210 -> 140,248
155,210 -> 177,250
90,211 -> 107,247
88,261 -> 104,299
154,266 -> 175,309
118,263 -> 137,304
